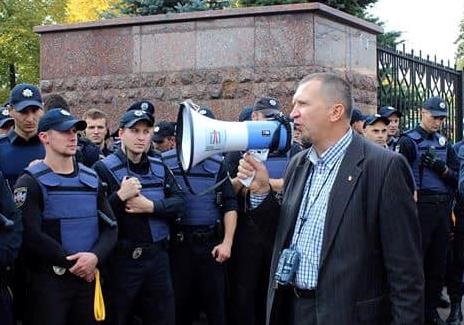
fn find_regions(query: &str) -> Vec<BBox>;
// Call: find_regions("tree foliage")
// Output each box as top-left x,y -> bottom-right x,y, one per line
108,0 -> 379,16
104,0 -> 229,16
0,0 -> 66,103
456,15 -> 464,70
66,0 -> 117,23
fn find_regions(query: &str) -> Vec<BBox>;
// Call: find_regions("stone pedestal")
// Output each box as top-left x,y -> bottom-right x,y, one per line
35,2 -> 382,127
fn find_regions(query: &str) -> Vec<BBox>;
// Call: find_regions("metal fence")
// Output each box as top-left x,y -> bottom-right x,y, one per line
377,45 -> 464,142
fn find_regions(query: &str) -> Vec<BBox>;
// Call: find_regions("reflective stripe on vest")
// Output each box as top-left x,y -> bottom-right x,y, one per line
162,149 -> 222,226
26,162 -> 99,254
405,129 -> 449,193
101,154 -> 169,241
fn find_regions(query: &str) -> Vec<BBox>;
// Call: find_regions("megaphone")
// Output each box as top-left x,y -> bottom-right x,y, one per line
176,100 -> 292,172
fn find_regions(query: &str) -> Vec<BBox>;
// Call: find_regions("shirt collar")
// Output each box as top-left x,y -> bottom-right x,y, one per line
307,129 -> 353,168
8,129 -> 41,145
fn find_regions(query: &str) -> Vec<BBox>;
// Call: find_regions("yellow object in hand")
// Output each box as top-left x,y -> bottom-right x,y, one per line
94,269 -> 105,321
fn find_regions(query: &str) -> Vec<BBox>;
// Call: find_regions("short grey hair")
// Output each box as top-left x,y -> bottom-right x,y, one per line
298,73 -> 353,119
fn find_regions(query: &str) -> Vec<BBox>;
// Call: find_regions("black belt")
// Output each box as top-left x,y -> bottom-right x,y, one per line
279,284 -> 316,299
174,225 -> 219,244
418,192 -> 450,203
293,287 -> 315,299
115,239 -> 168,259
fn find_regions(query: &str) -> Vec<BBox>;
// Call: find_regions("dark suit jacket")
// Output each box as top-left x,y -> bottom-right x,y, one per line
251,133 -> 424,325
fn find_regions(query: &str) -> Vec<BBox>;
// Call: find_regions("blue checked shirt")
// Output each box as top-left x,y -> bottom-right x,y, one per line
250,129 -> 353,289
291,129 -> 352,288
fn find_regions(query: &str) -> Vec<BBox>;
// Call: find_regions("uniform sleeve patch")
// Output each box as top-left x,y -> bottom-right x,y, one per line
14,187 -> 27,208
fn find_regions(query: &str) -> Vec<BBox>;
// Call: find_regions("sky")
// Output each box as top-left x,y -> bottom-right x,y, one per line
368,0 -> 464,67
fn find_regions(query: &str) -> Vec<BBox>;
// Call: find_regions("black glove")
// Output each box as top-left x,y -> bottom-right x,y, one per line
421,151 -> 447,175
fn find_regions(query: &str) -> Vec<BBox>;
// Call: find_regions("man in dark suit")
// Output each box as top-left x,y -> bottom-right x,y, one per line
237,73 -> 424,324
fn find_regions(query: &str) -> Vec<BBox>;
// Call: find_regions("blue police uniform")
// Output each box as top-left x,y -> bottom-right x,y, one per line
0,172 -> 21,325
101,153 -> 170,241
26,161 -> 100,254
94,145 -> 184,325
162,148 -> 237,325
447,140 -> 464,324
397,97 -> 459,323
2,83 -> 45,325
0,130 -> 45,187
378,105 -> 403,152
15,161 -> 117,325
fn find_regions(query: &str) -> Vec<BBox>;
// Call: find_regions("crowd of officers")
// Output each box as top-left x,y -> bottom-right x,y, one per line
0,81 -> 463,325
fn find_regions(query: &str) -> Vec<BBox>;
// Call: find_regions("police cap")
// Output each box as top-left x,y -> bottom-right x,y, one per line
9,83 -> 43,112
422,96 -> 448,117
153,121 -> 176,142
253,96 -> 281,118
350,108 -> 366,124
364,114 -> 390,128
127,101 -> 155,116
119,110 -> 154,129
198,107 -> 215,119
0,107 -> 14,128
239,106 -> 253,122
38,108 -> 86,133
378,106 -> 402,118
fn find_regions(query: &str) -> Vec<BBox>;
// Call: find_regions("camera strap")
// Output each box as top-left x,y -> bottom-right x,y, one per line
291,155 -> 342,246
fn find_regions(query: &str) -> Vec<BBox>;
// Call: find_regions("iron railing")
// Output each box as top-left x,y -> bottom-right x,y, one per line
377,45 -> 464,142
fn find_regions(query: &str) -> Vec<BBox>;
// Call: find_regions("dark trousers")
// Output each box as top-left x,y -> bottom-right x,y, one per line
107,242 -> 175,325
273,288 -> 316,325
0,282 -> 13,325
418,197 -> 451,310
228,217 -> 274,325
170,230 -> 226,325
29,270 -> 97,325
446,207 -> 464,302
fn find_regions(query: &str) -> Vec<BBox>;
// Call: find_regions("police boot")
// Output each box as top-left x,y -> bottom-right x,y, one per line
438,293 -> 451,309
446,299 -> 463,325
425,309 -> 446,325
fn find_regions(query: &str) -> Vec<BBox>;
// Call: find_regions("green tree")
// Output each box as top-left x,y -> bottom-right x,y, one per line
456,15 -> 464,70
0,0 -> 66,103
108,0 -> 378,16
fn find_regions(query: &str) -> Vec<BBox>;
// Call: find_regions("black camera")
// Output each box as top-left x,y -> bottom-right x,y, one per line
274,248 -> 300,285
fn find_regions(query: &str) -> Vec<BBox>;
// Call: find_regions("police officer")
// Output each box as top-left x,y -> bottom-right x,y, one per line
350,107 -> 366,135
447,140 -> 464,324
362,114 -> 390,148
82,108 -> 113,157
93,109 -> 184,325
228,96 -> 297,325
162,107 -> 238,325
152,121 -> 176,154
0,83 -> 45,187
0,172 -> 21,325
397,96 -> 459,325
42,95 -> 102,168
0,84 -> 45,324
378,105 -> 402,150
13,108 -> 117,325
0,107 -> 14,137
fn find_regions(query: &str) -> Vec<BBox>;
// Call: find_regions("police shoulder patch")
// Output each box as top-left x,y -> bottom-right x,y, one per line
14,187 -> 27,208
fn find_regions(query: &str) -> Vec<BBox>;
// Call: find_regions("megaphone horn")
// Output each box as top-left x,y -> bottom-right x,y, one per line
176,101 -> 292,172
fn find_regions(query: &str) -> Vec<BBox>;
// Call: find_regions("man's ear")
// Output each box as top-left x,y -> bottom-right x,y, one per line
329,103 -> 345,122
38,131 -> 49,145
